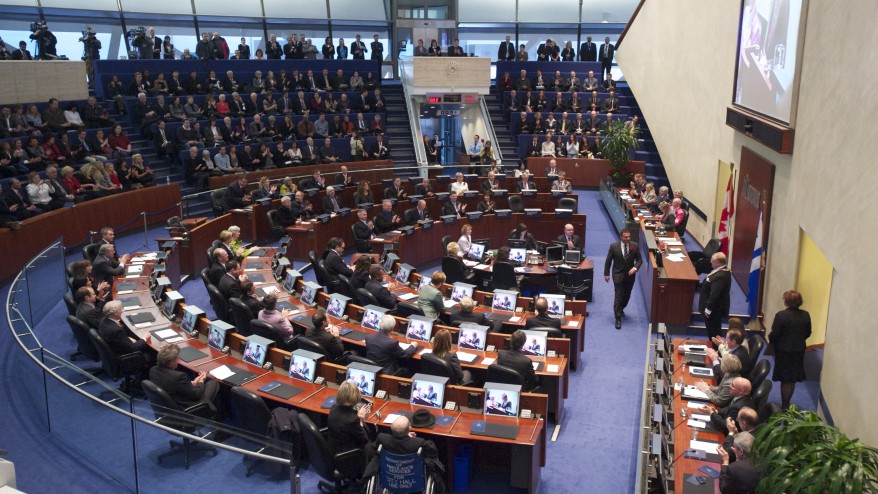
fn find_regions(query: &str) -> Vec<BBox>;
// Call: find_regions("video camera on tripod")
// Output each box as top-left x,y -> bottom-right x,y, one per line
28,20 -> 63,60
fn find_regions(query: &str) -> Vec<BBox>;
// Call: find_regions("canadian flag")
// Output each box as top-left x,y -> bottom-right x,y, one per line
718,175 -> 735,255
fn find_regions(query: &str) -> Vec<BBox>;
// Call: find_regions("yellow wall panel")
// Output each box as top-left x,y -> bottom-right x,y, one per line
796,229 -> 832,346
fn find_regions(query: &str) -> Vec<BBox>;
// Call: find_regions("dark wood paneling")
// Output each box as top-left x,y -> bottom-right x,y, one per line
732,147 -> 774,302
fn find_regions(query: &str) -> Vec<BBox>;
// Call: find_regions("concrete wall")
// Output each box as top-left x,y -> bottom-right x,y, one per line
617,0 -> 878,444
0,61 -> 88,104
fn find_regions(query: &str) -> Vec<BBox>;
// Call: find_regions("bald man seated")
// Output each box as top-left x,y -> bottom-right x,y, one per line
364,415 -> 446,492
556,223 -> 582,250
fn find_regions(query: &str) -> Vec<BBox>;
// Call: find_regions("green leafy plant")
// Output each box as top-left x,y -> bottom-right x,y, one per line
752,406 -> 878,493
600,119 -> 640,185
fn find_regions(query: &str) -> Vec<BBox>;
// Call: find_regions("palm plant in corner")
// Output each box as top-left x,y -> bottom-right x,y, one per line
601,118 -> 639,187
752,406 -> 878,493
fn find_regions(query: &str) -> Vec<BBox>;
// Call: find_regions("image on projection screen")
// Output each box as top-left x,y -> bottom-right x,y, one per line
733,0 -> 803,124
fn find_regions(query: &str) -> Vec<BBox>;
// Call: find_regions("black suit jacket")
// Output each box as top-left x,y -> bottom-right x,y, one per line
365,331 -> 416,375
321,195 -> 344,214
275,205 -> 297,227
714,345 -> 750,380
710,394 -> 756,433
99,316 -> 144,355
93,254 -> 124,287
524,313 -> 562,331
224,181 -> 247,210
335,173 -> 354,187
699,269 -> 731,317
498,41 -> 515,61
604,241 -> 642,283
769,307 -> 812,352
404,207 -> 429,225
327,405 -> 370,454
218,273 -> 243,300
207,262 -> 225,286
497,349 -> 539,391
353,220 -> 376,252
76,303 -> 102,329
149,365 -> 209,408
579,41 -> 597,61
599,43 -> 615,64
325,250 -> 353,279
451,311 -> 490,327
556,233 -> 582,250
719,458 -> 761,494
306,326 -> 346,362
442,201 -> 464,217
366,279 -> 397,310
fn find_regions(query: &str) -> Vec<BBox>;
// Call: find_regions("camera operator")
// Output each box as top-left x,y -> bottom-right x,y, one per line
79,28 -> 101,87
29,21 -> 57,60
0,37 -> 11,60
129,27 -> 151,60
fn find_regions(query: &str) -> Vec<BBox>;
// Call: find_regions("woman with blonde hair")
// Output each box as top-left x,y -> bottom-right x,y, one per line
327,381 -> 375,459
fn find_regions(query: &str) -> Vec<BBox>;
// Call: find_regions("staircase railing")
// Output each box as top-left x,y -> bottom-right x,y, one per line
398,56 -> 430,176
479,95 -> 504,165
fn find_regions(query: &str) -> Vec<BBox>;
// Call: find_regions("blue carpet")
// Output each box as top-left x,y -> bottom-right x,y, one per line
0,196 -> 821,494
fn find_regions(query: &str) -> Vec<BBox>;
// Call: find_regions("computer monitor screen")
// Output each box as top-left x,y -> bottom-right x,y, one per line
289,350 -> 320,382
283,270 -> 298,292
153,277 -> 170,301
163,291 -> 182,318
410,374 -> 447,409
483,382 -> 521,417
207,323 -> 227,351
468,243 -> 485,261
451,282 -> 475,302
180,306 -> 204,333
396,263 -> 413,284
509,248 -> 527,265
242,338 -> 269,367
565,249 -> 582,265
508,239 -> 526,249
457,325 -> 488,351
492,289 -> 518,312
275,257 -> 290,280
300,281 -> 320,305
546,245 -> 564,264
542,294 -> 566,318
346,364 -> 378,397
326,293 -> 351,319
405,315 -> 433,342
418,275 -> 432,290
361,305 -> 386,331
521,330 -> 548,357
383,253 -> 399,272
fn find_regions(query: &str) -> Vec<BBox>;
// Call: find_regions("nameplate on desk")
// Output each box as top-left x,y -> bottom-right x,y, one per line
408,195 -> 423,203
465,211 -> 483,221
524,208 -> 542,218
315,214 -> 331,223
337,207 -> 351,217
358,202 -> 374,210
303,188 -> 319,197
398,225 -> 414,235
435,192 -> 450,201
521,190 -> 537,197
419,220 -> 433,230
441,215 -> 457,224
495,209 -> 512,218
555,208 -> 573,218
463,190 -> 479,199
256,198 -> 271,206
490,188 -> 507,197
436,176 -> 451,184
551,190 -> 566,198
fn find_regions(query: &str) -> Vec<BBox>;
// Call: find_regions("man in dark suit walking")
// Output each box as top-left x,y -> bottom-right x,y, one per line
604,230 -> 642,329
579,35 -> 597,61
599,36 -> 615,79
700,252 -> 731,342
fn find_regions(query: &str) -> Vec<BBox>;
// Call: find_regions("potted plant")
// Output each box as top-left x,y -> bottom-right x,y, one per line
752,406 -> 878,493
600,119 -> 640,186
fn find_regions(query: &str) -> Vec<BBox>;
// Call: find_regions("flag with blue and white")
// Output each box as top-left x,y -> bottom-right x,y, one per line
747,208 -> 764,318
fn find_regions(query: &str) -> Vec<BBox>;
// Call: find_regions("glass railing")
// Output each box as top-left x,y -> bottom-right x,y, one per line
5,238 -> 297,493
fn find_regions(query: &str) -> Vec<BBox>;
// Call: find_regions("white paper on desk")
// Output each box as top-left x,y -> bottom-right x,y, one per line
509,316 -> 521,322
665,254 -> 686,263
392,230 -> 402,234
383,413 -> 402,424
398,292 -> 418,301
474,263 -> 490,270
209,365 -> 235,380
683,386 -> 710,400
127,265 -> 143,274
165,336 -> 184,343
567,321 -> 578,327
463,260 -> 478,267
514,267 -> 527,273
130,260 -> 146,265
691,413 -> 711,422
123,304 -> 141,311
688,419 -> 707,429
154,328 -> 178,339
442,299 -> 457,308
244,268 -> 258,272
531,362 -> 540,370
481,357 -> 496,366
262,285 -> 280,294
134,322 -> 154,328
399,342 -> 412,351
687,401 -> 709,409
301,221 -> 311,225
456,351 -> 478,363
419,348 -> 432,356
690,367 -> 714,377
116,290 -> 133,295
547,364 -> 560,373
125,274 -> 141,279
690,439 -> 721,453
665,241 -> 684,246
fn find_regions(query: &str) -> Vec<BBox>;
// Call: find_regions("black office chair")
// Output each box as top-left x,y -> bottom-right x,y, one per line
266,209 -> 285,240
486,363 -> 529,389
690,238 -> 721,275
294,335 -> 328,358
210,189 -> 227,217
440,256 -> 474,285
65,261 -> 77,278
441,235 -> 452,255
557,266 -> 592,301
746,333 -> 766,370
316,259 -> 332,291
761,402 -> 782,423
200,267 -> 212,291
750,380 -> 772,417
63,292 -> 78,316
557,197 -> 578,212
229,386 -> 292,476
491,262 -> 518,291
676,208 -> 689,238
250,319 -> 295,351
527,326 -> 565,338
206,245 -> 219,267
88,328 -> 146,394
297,413 -> 367,494
356,288 -> 379,308
207,284 -> 231,323
508,194 -> 524,212
141,380 -> 218,469
748,359 -> 771,392
347,355 -> 379,367
395,301 -> 424,319
329,274 -> 355,299
66,315 -> 100,363
421,352 -> 474,386
351,224 -> 371,253
228,298 -> 254,336
82,243 -> 100,262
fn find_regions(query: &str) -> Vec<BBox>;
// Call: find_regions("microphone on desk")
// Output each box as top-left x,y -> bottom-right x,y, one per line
668,447 -> 696,469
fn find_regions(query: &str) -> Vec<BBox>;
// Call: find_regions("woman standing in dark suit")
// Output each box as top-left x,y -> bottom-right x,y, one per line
769,290 -> 812,409
327,381 -> 375,456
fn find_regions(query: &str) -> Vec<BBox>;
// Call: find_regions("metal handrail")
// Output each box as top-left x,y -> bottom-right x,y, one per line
479,95 -> 504,165
398,55 -> 430,173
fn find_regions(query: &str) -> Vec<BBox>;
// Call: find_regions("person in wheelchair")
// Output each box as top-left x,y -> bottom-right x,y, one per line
363,415 -> 446,493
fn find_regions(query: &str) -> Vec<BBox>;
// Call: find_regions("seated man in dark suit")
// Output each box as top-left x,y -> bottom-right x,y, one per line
322,186 -> 345,214
300,170 -> 328,191
384,177 -> 407,201
708,328 -> 750,380
496,330 -> 540,391
364,415 -> 446,493
149,343 -> 219,415
701,377 -> 754,433
92,244 -> 131,292
368,135 -> 390,160
517,171 -> 536,192
306,310 -> 346,363
75,286 -> 103,329
324,237 -> 353,281
365,315 -> 418,375
301,137 -> 319,165
224,175 -> 251,210
239,280 -> 265,319
718,433 -> 761,493
509,223 -> 539,251
275,196 -> 298,228
404,199 -> 430,226
441,192 -> 466,218
721,407 -> 759,462
207,248 -> 229,286
335,165 -> 355,187
556,223 -> 582,250
414,178 -> 435,198
374,200 -> 404,233
352,208 -> 379,252
290,190 -> 315,221
451,296 -> 501,332
524,297 -> 562,331
98,300 -> 152,369
218,260 -> 245,300
365,266 -> 397,310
